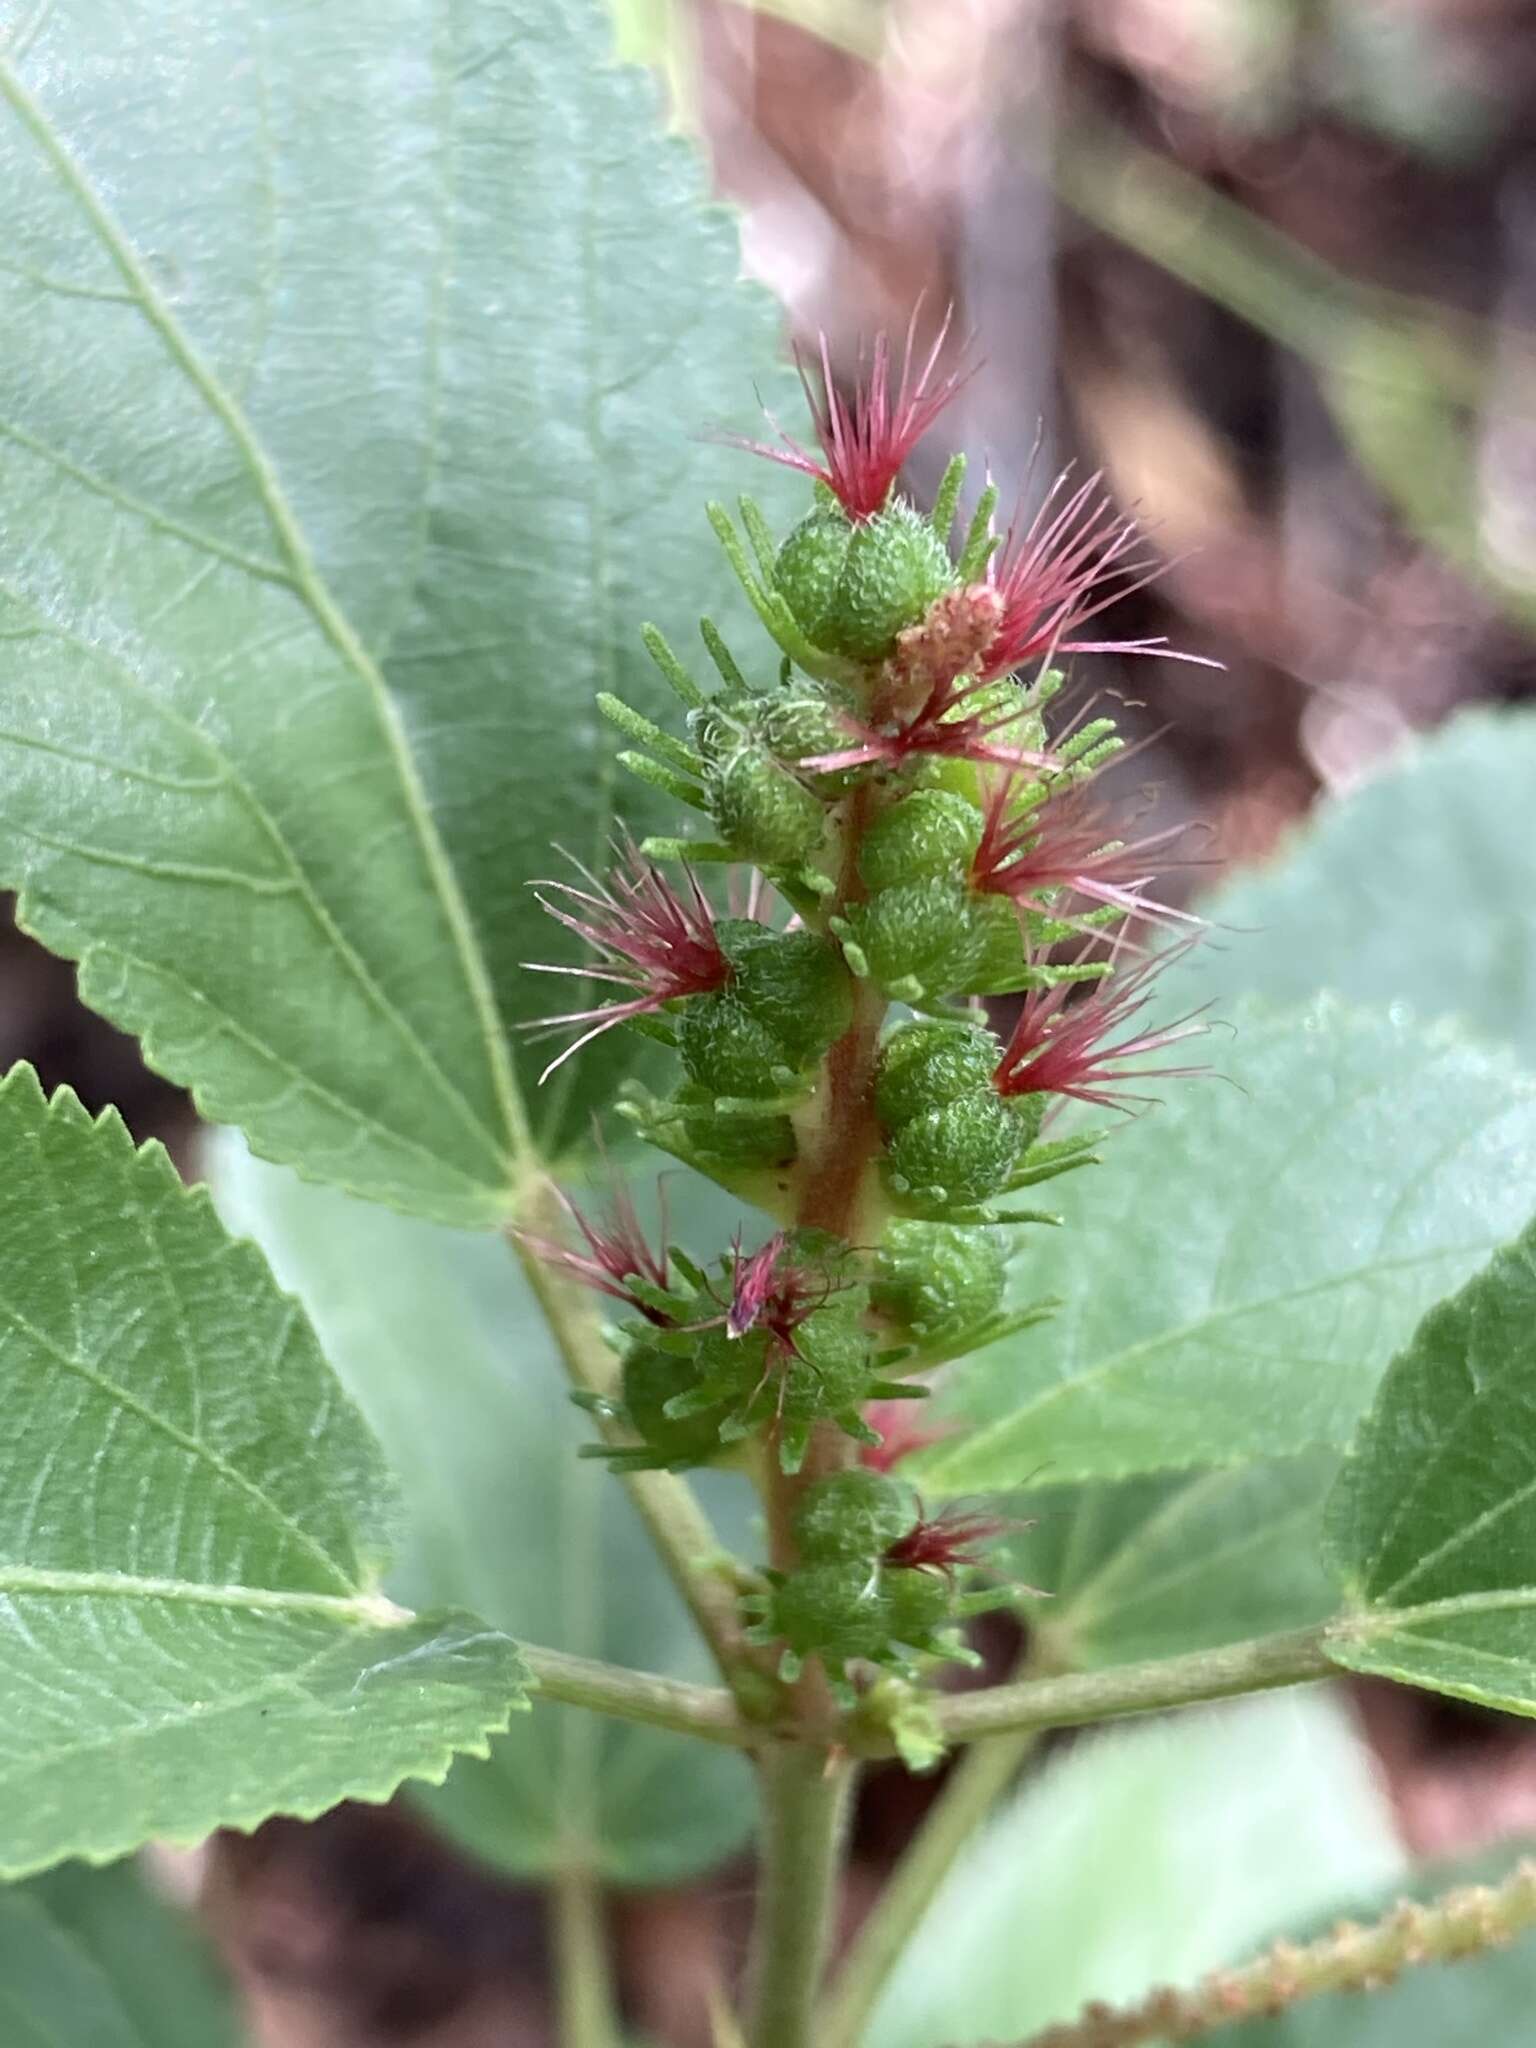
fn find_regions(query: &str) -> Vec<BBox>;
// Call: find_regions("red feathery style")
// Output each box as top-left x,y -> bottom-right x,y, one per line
970,772 -> 1204,934
518,1176 -> 675,1324
860,1401 -> 951,1473
885,1506 -> 1009,1579
802,670 -> 1057,777
992,948 -> 1210,1112
525,835 -> 731,1081
716,1233 -> 837,1358
979,469 -> 1219,682
733,309 -> 969,523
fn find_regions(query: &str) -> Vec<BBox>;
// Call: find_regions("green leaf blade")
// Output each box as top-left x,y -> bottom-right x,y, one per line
209,1129 -> 756,1886
0,0 -> 801,1209
1183,708 -> 1536,1058
0,1858 -> 238,2048
0,1065 -> 527,1879
1325,1219 -> 1536,1716
919,1002 -> 1536,1493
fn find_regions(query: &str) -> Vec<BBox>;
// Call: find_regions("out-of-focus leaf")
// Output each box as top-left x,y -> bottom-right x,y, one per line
0,1859 -> 238,2048
920,1002 -> 1536,1492
865,1691 -> 1404,2048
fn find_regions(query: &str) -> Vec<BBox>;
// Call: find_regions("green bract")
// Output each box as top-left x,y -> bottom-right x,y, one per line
872,1221 -> 1010,1345
772,501 -> 957,660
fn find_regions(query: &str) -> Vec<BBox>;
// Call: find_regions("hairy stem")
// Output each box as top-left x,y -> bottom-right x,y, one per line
928,1625 -> 1336,1746
524,1643 -> 761,1747
747,1747 -> 857,2048
822,1725 -> 1041,2045
512,1201 -> 749,1684
551,1865 -> 621,2048
1008,1857 -> 1536,2048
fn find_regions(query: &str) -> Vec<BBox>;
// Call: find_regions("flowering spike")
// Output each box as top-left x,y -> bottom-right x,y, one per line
715,1232 -> 837,1358
884,1504 -> 1009,1578
732,308 -> 969,523
518,1172 -> 676,1323
971,772 -> 1206,934
980,469 -> 1219,681
993,946 -> 1212,1113
524,834 -> 731,1080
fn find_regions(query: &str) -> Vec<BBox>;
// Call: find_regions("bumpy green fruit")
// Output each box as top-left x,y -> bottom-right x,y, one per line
828,503 -> 956,660
620,1346 -> 733,1467
771,1560 -> 892,1663
727,925 -> 854,1070
677,927 -> 852,1099
793,1469 -> 919,1563
846,877 -> 989,1001
773,506 -> 852,647
677,991 -> 787,1098
875,1021 -> 1001,1131
757,689 -> 856,792
707,742 -> 826,867
859,789 -> 984,892
886,1093 -> 1025,1207
883,1565 -> 955,1644
872,1221 -> 1008,1343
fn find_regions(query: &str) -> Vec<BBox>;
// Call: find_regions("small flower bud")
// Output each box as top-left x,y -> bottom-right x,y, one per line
872,1220 -> 1009,1345
706,743 -> 827,867
756,688 -> 860,794
793,1469 -> 920,1564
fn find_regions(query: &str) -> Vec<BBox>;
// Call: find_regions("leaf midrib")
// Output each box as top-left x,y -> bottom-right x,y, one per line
0,49 -> 533,1179
0,1564 -> 406,1623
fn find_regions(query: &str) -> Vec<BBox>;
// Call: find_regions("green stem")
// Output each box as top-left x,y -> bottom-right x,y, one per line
747,1746 -> 857,2048
822,1726 -> 1041,2047
551,1865 -> 621,2048
524,1643 -> 760,1748
1007,1857 -> 1536,2048
511,1202 -> 750,1685
928,1625 -> 1335,1747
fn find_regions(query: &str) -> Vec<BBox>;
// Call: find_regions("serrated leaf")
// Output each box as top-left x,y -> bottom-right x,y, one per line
865,1692 -> 1404,2048
0,1858 -> 238,2048
1012,1453 -> 1340,1671
0,0 -> 798,1221
0,1066 -> 527,1880
209,1130 -> 755,1886
918,1002 -> 1536,1493
1324,1219 -> 1536,1715
1181,709 -> 1536,1058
